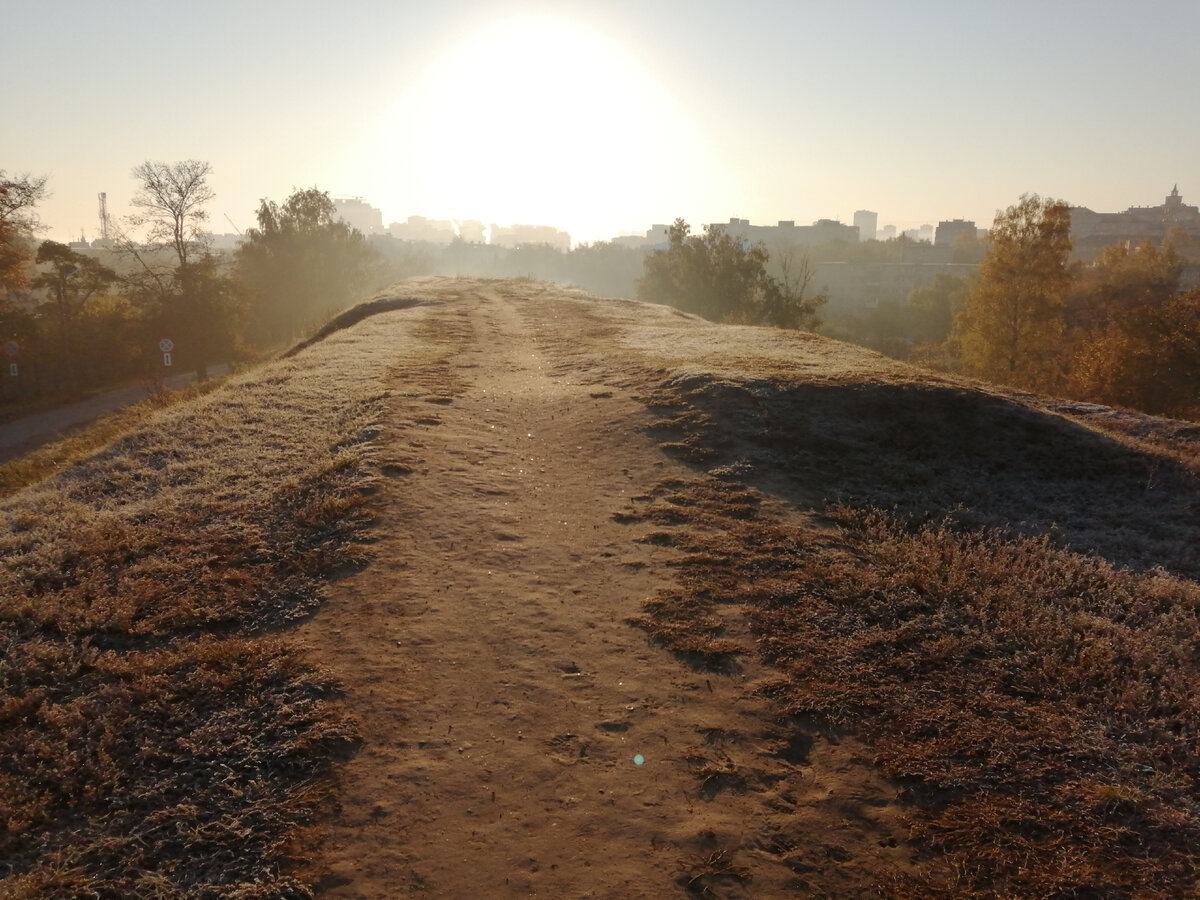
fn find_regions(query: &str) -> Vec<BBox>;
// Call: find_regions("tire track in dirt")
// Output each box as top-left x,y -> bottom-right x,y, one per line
295,280 -> 909,898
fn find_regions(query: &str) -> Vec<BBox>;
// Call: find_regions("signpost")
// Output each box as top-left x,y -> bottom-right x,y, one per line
3,341 -> 18,378
159,338 -> 174,368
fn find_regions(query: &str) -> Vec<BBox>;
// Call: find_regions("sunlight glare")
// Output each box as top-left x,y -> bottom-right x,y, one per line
345,17 -> 722,243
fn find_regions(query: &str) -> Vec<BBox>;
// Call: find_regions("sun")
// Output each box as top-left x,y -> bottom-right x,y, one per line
343,16 -> 722,244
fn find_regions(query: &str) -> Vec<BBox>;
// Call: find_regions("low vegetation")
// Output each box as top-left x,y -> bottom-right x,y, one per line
632,366 -> 1200,897
0,296 -> 413,896
0,378 -> 228,499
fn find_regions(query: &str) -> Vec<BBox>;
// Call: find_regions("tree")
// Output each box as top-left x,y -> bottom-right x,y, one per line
1070,291 -> 1200,418
128,160 -> 214,267
764,243 -> 827,330
907,272 -> 970,346
1,171 -> 49,293
124,160 -> 228,378
1064,242 -> 1195,416
31,241 -> 118,389
953,194 -> 1074,390
1066,240 -> 1180,340
233,187 -> 378,345
564,240 -> 645,298
637,218 -> 821,328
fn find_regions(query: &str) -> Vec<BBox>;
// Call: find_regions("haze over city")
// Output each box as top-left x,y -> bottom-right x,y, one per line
6,0 -> 1199,246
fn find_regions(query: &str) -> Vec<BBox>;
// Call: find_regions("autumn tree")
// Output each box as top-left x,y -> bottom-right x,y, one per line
1066,242 -> 1196,416
1,171 -> 49,293
1066,240 -> 1180,340
123,160 -> 231,378
953,194 -> 1074,390
233,187 -> 378,345
1070,291 -> 1200,418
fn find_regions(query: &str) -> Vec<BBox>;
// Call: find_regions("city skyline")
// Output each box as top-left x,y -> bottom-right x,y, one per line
6,1 -> 1198,247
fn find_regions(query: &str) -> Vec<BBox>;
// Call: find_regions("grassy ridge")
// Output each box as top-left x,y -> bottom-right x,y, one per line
0,299 -> 416,897
0,379 -> 228,500
633,374 -> 1200,897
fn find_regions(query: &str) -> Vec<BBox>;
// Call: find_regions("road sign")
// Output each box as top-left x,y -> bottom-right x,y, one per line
8,363 -> 17,377
162,352 -> 173,367
159,338 -> 175,353
2,342 -> 17,358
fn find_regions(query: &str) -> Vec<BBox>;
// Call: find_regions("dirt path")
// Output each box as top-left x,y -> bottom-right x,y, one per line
295,281 -> 907,898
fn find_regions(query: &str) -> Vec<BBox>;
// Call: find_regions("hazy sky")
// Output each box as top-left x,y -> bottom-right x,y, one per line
5,0 -> 1198,246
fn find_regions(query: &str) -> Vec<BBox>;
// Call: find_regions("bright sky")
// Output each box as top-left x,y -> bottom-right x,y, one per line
5,0 -> 1198,246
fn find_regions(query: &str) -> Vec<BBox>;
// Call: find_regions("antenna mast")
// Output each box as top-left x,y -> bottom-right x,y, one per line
97,192 -> 110,241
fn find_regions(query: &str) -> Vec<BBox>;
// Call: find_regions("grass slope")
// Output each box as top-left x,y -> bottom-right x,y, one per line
631,365 -> 1200,897
0,293 -> 414,898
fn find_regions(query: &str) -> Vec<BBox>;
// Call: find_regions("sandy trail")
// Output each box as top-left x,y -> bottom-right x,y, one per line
295,281 -> 907,898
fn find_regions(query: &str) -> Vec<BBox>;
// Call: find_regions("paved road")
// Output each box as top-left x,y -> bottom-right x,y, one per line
0,364 -> 229,462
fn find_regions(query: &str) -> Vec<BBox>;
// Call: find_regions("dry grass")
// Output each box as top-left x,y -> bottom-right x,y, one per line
676,844 -> 751,898
644,373 -> 1200,581
0,379 -> 228,500
0,293 -> 423,897
630,366 -> 1200,898
762,507 -> 1200,897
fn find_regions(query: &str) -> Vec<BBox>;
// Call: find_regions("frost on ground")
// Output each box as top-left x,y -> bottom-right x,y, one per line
3,277 -> 1199,899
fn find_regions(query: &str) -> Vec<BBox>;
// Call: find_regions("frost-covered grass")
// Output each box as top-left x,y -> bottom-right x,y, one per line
0,292 -> 426,898
631,359 -> 1200,898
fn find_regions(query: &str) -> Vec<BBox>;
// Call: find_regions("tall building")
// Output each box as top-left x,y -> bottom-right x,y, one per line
853,210 -> 878,241
935,219 -> 977,246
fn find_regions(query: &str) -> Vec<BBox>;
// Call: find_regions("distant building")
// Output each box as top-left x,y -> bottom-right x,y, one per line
935,219 -> 977,246
1070,186 -> 1200,258
333,198 -> 384,235
715,216 -> 860,246
879,224 -> 897,240
638,223 -> 672,248
459,221 -> 488,243
853,210 -> 878,242
611,225 -> 668,249
489,223 -> 570,251
388,216 -> 457,244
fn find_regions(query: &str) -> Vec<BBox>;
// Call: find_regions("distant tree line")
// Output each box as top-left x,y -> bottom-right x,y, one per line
824,194 -> 1199,420
1,162 -> 669,409
3,167 -> 1194,420
0,163 -> 384,407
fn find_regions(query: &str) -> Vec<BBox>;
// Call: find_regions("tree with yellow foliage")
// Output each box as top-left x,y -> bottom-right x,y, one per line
953,194 -> 1074,391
